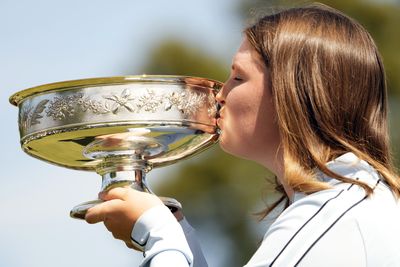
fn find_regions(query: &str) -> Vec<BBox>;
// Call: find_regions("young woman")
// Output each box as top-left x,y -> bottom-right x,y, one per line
85,4 -> 400,266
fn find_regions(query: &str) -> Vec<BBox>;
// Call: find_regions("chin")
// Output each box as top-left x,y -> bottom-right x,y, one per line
218,135 -> 234,154
218,137 -> 251,160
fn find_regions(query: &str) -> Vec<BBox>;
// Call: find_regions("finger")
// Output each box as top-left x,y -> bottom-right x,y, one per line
125,241 -> 137,250
110,227 -> 122,239
107,228 -> 132,242
85,200 -> 115,224
99,187 -> 130,201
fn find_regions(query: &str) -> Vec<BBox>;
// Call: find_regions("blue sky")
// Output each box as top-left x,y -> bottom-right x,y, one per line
0,0 -> 241,266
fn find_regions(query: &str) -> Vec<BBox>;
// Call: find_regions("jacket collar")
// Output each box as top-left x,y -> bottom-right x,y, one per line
291,152 -> 380,203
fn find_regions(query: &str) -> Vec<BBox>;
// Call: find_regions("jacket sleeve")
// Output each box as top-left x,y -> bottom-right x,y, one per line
131,205 -> 208,267
179,217 -> 208,267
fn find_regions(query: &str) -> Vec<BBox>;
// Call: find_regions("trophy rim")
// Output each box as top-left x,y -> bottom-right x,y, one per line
9,74 -> 224,106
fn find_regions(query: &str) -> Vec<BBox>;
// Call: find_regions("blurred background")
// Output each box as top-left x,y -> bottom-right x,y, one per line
1,0 -> 399,266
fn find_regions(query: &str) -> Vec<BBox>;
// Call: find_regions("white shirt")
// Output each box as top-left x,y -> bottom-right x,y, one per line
132,153 -> 400,266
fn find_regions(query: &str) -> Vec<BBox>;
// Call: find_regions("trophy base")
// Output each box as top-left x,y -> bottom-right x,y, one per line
70,199 -> 104,219
70,196 -> 182,220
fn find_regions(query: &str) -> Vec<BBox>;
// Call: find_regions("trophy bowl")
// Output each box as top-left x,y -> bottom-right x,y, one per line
10,75 -> 222,219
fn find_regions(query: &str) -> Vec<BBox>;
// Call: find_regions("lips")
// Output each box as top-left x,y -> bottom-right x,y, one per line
216,113 -> 223,128
216,106 -> 224,127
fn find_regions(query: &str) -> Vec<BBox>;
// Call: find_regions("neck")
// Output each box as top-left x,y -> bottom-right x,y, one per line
274,163 -> 294,202
261,150 -> 294,202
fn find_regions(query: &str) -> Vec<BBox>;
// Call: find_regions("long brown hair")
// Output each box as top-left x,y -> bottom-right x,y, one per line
245,3 -> 400,209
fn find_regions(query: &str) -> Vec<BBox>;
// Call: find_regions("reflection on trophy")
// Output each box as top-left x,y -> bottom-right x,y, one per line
10,75 -> 222,219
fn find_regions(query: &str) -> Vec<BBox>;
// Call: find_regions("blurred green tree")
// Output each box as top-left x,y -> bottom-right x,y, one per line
142,40 -> 227,82
140,1 -> 400,265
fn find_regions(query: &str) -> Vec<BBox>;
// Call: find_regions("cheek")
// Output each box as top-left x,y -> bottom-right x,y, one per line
218,102 -> 257,154
219,94 -> 279,159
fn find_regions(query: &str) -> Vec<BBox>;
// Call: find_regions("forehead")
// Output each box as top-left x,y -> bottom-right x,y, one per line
232,39 -> 265,70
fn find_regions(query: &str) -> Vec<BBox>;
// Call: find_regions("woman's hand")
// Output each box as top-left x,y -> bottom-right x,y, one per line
85,187 -> 164,248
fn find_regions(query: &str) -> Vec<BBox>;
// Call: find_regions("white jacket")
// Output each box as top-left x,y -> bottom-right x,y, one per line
132,153 -> 400,267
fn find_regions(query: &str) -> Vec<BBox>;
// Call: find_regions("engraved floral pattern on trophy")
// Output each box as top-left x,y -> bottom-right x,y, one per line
19,99 -> 49,133
46,93 -> 86,120
19,85 -> 218,136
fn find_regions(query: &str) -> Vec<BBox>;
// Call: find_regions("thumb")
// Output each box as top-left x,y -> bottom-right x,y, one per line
99,187 -> 130,201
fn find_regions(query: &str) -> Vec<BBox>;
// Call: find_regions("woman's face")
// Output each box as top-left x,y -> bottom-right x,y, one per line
216,38 -> 281,166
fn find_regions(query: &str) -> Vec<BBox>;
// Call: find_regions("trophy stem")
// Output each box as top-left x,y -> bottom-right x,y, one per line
97,156 -> 153,193
70,156 -> 182,219
70,156 -> 152,219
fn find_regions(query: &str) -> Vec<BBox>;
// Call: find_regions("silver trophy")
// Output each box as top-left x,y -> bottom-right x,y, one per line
10,75 -> 222,219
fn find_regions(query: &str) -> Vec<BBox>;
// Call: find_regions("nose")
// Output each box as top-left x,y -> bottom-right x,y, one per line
215,86 -> 226,106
